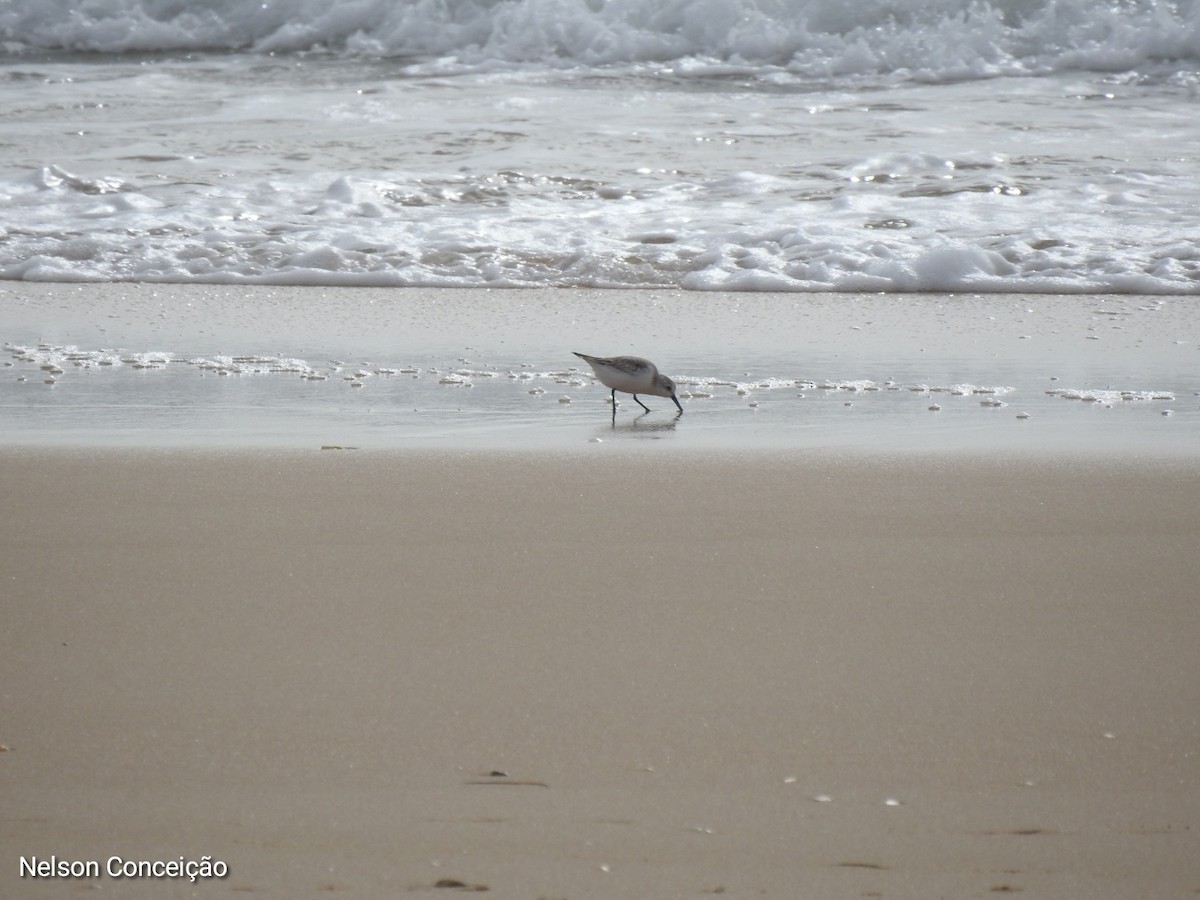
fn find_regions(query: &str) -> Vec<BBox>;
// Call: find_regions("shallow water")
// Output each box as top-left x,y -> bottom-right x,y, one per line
3,284 -> 1196,453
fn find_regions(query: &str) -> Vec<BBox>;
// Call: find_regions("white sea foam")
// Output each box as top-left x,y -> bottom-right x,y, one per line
3,0 -> 1198,77
1,1 -> 1198,292
1046,387 -> 1176,404
5,341 -> 1025,403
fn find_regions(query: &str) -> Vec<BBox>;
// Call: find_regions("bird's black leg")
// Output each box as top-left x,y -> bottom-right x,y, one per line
633,394 -> 651,413
610,388 -> 617,426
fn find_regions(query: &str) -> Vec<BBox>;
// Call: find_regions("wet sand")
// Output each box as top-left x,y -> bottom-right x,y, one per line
3,283 -> 1198,453
3,448 -> 1199,898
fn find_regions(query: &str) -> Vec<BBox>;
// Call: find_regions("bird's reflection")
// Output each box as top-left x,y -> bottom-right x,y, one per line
598,408 -> 682,438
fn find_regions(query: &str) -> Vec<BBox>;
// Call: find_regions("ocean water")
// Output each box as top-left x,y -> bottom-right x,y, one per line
2,0 -> 1199,293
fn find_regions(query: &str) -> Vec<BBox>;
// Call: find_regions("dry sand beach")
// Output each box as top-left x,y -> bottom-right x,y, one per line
2,286 -> 1199,898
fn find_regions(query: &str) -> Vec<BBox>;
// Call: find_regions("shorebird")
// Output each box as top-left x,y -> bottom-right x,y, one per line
573,352 -> 683,415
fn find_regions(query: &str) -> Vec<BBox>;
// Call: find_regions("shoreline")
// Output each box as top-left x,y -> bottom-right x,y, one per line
3,283 -> 1197,455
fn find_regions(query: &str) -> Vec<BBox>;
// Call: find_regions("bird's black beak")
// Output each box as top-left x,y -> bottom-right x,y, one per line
672,394 -> 683,415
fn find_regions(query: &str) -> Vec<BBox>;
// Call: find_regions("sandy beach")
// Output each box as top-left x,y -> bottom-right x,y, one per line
3,447 -> 1199,898
2,284 -> 1199,897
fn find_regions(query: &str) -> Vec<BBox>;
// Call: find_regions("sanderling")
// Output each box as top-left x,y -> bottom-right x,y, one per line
573,352 -> 683,415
